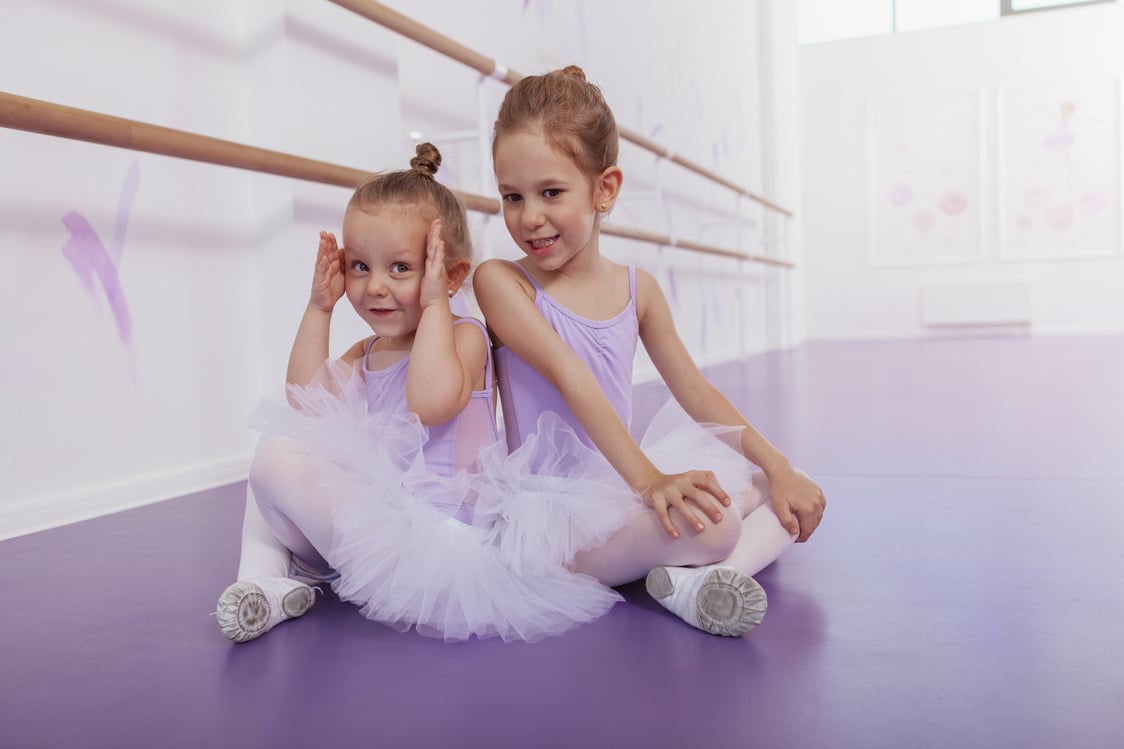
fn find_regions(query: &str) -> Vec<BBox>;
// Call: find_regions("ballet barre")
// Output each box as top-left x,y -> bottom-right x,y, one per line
0,91 -> 792,268
325,0 -> 794,218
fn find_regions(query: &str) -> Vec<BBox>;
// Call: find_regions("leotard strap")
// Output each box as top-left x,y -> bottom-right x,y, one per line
514,263 -> 636,305
513,262 -> 542,293
453,317 -> 493,392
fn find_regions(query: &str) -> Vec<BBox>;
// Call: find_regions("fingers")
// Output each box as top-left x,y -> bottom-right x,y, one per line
795,487 -> 826,542
779,473 -> 826,543
316,232 -> 341,274
774,501 -> 801,539
644,471 -> 731,538
692,470 -> 728,517
426,219 -> 445,265
650,498 -> 680,539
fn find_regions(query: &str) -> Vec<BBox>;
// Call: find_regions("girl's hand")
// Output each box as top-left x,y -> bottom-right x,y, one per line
640,470 -> 731,539
311,231 -> 345,313
419,218 -> 450,310
768,467 -> 826,542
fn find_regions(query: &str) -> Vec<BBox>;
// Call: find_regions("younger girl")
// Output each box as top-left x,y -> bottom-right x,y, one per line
216,144 -> 616,643
474,68 -> 826,637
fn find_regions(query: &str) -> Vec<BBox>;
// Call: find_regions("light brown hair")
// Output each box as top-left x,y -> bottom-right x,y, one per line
492,65 -> 619,178
347,142 -> 472,263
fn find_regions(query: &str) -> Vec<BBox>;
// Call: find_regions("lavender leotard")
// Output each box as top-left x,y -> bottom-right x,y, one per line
494,265 -> 638,451
479,263 -> 763,592
364,317 -> 498,519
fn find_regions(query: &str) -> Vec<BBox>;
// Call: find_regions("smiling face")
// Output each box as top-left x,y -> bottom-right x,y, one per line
494,128 -> 604,272
341,206 -> 430,346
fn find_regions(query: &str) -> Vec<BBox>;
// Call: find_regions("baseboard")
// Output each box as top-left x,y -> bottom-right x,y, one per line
0,455 -> 252,542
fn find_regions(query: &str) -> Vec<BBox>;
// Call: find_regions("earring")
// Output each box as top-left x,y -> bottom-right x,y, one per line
599,202 -> 607,211
448,289 -> 455,297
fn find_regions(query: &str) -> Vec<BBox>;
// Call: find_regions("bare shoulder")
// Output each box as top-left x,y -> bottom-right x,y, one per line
634,267 -> 663,295
473,259 -> 538,348
473,258 -> 534,299
339,336 -> 374,367
452,316 -> 489,350
452,316 -> 490,378
634,268 -> 670,321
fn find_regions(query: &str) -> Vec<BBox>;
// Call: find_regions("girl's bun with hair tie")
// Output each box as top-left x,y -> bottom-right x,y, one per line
558,65 -> 587,82
410,142 -> 442,178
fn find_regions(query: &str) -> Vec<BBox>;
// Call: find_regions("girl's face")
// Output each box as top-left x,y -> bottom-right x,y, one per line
494,128 -> 601,271
341,207 -> 430,346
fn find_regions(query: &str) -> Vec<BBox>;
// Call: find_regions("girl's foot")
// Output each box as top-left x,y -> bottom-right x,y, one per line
216,577 -> 315,643
645,565 -> 767,637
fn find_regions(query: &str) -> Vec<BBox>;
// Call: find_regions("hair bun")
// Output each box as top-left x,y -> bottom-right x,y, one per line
557,65 -> 587,82
410,142 -> 441,178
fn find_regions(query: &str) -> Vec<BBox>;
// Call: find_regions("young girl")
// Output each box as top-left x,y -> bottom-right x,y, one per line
216,143 -> 617,644
473,67 -> 827,637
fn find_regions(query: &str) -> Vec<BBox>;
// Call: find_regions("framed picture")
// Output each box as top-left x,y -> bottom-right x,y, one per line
868,92 -> 984,267
998,78 -> 1120,261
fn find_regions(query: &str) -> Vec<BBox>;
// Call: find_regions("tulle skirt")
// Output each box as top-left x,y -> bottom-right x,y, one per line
472,398 -> 757,576
250,361 -> 620,643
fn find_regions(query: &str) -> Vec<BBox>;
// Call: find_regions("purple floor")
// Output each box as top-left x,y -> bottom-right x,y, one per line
3,335 -> 1123,748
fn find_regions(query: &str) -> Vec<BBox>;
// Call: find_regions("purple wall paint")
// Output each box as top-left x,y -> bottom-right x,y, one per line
60,160 -> 139,354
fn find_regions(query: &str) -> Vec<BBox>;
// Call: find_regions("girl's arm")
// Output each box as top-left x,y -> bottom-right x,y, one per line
406,220 -> 487,426
636,270 -> 826,541
287,231 -> 346,388
474,259 -> 728,539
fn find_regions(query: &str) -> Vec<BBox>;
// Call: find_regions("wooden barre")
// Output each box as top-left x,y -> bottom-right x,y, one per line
0,90 -> 499,214
600,223 -> 793,267
0,91 -> 791,267
325,0 -> 793,218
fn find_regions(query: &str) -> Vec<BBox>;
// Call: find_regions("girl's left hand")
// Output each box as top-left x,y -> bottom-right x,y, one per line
768,467 -> 826,542
640,470 -> 730,539
419,218 -> 450,310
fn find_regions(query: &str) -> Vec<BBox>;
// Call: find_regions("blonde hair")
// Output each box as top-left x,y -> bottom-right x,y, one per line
347,143 -> 472,264
492,65 -> 619,178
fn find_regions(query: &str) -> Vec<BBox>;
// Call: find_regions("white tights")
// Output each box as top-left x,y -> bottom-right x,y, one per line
234,439 -> 336,581
236,443 -> 794,590
573,471 -> 795,587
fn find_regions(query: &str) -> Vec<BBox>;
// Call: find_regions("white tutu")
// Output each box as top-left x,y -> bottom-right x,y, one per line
473,399 -> 758,576
251,361 -> 620,643
638,398 -> 757,517
252,360 -> 426,484
330,470 -> 620,643
472,412 -> 647,575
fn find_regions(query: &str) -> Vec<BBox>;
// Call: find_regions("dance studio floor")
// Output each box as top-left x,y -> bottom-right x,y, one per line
3,334 -> 1122,748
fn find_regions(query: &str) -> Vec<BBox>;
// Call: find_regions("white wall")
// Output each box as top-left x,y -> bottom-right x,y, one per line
0,0 -> 798,538
800,2 -> 1124,340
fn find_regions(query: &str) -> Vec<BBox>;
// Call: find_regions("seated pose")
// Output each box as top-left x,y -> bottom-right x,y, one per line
216,144 -> 616,644
473,67 -> 826,637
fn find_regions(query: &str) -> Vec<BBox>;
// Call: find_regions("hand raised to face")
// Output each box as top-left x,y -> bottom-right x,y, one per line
310,230 -> 345,313
419,218 -> 451,310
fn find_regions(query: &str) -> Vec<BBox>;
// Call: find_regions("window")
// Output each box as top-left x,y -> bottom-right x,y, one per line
1005,0 -> 1112,12
799,0 -> 1115,43
895,0 -> 998,32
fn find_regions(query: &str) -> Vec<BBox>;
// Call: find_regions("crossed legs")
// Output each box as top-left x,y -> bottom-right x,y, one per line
573,472 -> 795,636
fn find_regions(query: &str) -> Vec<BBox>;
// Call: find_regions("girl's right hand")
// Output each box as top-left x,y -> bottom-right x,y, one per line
640,470 -> 731,539
310,231 -> 345,313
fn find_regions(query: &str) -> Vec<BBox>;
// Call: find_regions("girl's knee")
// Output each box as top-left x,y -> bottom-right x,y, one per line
691,508 -> 742,563
248,438 -> 304,496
